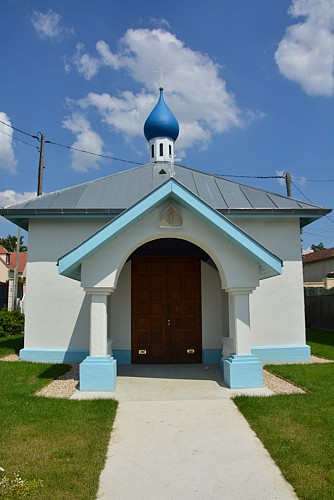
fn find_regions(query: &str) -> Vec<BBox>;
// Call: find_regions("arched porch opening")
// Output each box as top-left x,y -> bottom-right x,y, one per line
108,238 -> 229,366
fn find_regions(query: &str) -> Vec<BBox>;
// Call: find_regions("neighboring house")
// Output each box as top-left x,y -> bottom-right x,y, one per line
0,89 -> 331,390
0,245 -> 10,283
0,244 -> 27,309
303,247 -> 334,289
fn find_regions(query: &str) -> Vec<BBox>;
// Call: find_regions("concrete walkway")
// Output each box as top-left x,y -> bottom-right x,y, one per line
73,365 -> 297,499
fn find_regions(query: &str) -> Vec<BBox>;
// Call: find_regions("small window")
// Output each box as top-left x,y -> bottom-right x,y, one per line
159,143 -> 163,156
151,145 -> 154,158
169,144 -> 172,155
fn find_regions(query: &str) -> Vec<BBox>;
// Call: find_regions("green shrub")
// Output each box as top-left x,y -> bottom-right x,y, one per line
0,308 -> 24,338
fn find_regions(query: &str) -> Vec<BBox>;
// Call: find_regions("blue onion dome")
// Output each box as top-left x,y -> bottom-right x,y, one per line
144,88 -> 179,142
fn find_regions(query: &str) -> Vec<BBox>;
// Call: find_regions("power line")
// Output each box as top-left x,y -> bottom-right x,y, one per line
0,129 -> 38,149
0,119 -> 142,166
215,173 -> 285,179
291,180 -> 334,226
290,180 -> 314,204
46,139 -> 142,166
303,231 -> 334,238
2,117 -> 334,186
0,119 -> 37,139
294,178 -> 334,182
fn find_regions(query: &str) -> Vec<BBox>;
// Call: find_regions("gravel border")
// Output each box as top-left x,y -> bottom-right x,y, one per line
36,364 -> 79,399
1,354 -> 333,398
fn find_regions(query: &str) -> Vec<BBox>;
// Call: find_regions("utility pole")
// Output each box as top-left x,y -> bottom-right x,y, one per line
285,171 -> 292,197
37,132 -> 45,196
12,132 -> 45,309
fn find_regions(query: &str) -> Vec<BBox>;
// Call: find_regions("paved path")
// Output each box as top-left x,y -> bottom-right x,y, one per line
73,365 -> 297,499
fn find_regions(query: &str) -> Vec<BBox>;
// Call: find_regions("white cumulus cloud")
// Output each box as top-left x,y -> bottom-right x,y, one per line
31,9 -> 74,41
276,169 -> 308,190
149,18 -> 172,30
71,43 -> 102,79
68,28 -> 254,157
0,113 -> 17,173
0,190 -> 36,208
62,113 -> 104,172
275,0 -> 334,96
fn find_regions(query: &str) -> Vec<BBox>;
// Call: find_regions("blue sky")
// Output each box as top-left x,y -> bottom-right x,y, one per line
0,0 -> 333,250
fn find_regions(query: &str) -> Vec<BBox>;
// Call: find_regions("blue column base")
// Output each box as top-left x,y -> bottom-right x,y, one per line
223,354 -> 263,389
251,344 -> 311,364
79,356 -> 117,391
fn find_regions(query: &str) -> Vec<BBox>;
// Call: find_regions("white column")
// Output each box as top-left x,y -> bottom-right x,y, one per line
228,288 -> 255,356
85,288 -> 113,357
80,287 -> 116,391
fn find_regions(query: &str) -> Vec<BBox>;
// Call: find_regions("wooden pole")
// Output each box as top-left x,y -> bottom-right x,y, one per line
37,133 -> 45,196
285,172 -> 292,197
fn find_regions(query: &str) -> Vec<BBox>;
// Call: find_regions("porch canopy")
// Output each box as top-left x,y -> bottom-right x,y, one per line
58,178 -> 282,390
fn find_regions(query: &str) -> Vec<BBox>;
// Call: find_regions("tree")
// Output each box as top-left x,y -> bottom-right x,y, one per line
0,235 -> 27,252
311,243 -> 325,252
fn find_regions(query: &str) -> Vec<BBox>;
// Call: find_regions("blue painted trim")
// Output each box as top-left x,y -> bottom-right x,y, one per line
171,182 -> 282,277
58,178 -> 282,281
251,344 -> 311,364
58,182 -> 173,279
80,356 -> 117,391
202,349 -> 221,364
223,354 -> 263,388
112,349 -> 131,365
20,348 -> 89,363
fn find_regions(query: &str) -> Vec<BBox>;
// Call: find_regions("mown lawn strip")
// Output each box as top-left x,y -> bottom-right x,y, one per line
233,331 -> 334,500
0,333 -> 24,357
0,361 -> 117,500
307,328 -> 334,360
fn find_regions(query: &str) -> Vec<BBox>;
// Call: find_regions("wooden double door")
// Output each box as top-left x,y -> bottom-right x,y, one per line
132,256 -> 202,364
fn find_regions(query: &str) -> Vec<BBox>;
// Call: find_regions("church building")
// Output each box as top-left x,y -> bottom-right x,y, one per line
1,88 -> 330,390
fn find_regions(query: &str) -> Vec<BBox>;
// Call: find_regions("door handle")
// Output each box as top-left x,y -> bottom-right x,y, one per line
167,319 -> 171,326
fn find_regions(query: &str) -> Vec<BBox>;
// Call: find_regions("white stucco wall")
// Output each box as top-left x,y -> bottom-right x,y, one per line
303,258 -> 334,282
24,211 -> 306,355
0,262 -> 8,283
201,261 -> 228,349
233,217 -> 306,346
24,219 -> 107,350
109,261 -> 131,349
81,201 -> 260,291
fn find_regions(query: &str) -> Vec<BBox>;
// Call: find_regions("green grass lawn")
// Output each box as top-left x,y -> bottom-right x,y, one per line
306,328 -> 334,360
234,328 -> 334,500
0,337 -> 118,499
0,333 -> 24,358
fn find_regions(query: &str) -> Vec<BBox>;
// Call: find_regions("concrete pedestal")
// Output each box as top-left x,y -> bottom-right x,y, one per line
223,354 -> 263,388
80,356 -> 117,391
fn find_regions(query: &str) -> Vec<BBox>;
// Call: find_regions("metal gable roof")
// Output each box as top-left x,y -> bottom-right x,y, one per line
58,178 -> 282,282
0,163 -> 330,230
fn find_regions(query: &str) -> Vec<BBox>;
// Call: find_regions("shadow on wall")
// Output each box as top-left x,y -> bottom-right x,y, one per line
67,293 -> 91,358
